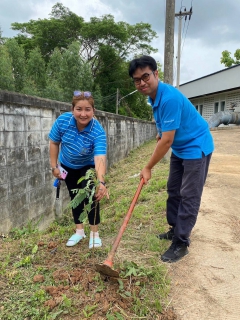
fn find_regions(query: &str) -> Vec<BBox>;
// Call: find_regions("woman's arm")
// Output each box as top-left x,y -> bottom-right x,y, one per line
49,140 -> 61,178
94,155 -> 109,201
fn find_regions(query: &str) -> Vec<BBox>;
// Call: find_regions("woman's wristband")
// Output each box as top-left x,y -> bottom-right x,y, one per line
99,181 -> 106,186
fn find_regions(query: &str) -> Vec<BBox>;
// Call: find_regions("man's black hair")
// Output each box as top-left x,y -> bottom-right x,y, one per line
128,55 -> 157,77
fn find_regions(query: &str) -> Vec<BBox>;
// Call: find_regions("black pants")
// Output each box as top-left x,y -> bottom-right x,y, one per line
61,164 -> 100,225
166,152 -> 212,245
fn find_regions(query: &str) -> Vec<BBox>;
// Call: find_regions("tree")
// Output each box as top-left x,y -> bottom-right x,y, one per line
80,15 -> 157,77
11,6 -> 157,79
43,47 -> 64,101
5,39 -> 26,92
220,49 -> 240,67
58,41 -> 93,102
7,3 -> 159,119
11,3 -> 84,60
24,47 -> 46,92
92,84 -> 103,110
0,45 -> 15,91
0,27 -> 4,45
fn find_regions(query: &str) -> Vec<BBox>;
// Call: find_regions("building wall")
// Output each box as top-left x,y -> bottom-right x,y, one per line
180,65 -> 240,98
0,90 -> 157,234
189,88 -> 240,121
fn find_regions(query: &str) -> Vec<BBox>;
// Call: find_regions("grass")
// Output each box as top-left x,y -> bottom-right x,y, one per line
0,139 -> 174,320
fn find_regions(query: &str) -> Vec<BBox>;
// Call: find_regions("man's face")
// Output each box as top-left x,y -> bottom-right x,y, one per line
132,67 -> 159,99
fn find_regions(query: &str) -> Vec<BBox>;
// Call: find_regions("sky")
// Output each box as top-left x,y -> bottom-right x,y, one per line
1,0 -> 239,85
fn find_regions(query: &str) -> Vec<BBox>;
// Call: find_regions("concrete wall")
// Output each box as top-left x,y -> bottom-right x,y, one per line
0,90 -> 157,234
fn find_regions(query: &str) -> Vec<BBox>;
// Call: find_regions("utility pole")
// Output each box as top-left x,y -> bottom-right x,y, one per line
175,8 -> 193,88
164,0 -> 175,85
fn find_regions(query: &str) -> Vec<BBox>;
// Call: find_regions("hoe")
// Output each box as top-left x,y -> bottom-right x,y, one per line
95,178 -> 144,278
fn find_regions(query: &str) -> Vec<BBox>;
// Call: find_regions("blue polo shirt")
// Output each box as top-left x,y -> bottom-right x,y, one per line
148,82 -> 214,159
48,112 -> 107,169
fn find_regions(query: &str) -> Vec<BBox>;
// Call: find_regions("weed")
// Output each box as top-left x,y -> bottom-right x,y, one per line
9,219 -> 40,240
82,304 -> 98,318
106,312 -> 125,319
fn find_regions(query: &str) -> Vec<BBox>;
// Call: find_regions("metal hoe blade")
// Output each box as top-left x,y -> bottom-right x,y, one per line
95,263 -> 119,278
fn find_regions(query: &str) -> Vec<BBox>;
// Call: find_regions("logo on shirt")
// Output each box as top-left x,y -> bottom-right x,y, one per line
164,119 -> 175,123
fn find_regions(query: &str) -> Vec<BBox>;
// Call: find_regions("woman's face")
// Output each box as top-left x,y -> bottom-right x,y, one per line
72,100 -> 94,130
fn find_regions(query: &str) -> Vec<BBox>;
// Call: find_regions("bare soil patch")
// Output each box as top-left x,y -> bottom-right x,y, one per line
168,128 -> 240,320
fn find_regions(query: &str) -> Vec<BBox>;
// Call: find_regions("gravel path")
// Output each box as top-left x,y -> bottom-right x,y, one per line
168,128 -> 240,320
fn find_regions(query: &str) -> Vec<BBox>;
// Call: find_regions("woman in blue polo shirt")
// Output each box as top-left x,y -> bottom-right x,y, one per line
49,91 -> 108,249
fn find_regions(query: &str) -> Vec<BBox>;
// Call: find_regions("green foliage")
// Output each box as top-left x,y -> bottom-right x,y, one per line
93,83 -> 103,110
0,3 -> 166,120
106,313 -> 125,320
0,45 -> 15,90
0,27 -> 3,44
68,168 -> 98,222
59,41 -> 93,102
220,49 -> 240,67
6,3 -> 159,118
120,261 -> 153,278
82,304 -> 98,318
12,2 -> 84,60
44,47 -> 64,101
5,38 -> 26,91
25,47 -> 46,90
9,219 -> 40,240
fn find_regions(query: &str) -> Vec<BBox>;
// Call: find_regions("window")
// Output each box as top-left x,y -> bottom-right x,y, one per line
199,105 -> 203,115
195,105 -> 198,111
214,102 -> 219,113
220,101 -> 225,111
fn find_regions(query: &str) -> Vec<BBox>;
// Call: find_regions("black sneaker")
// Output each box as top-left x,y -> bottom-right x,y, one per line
157,228 -> 174,240
161,241 -> 189,263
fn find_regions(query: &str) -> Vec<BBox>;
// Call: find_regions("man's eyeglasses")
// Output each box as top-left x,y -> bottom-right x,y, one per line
73,91 -> 92,98
132,71 -> 154,85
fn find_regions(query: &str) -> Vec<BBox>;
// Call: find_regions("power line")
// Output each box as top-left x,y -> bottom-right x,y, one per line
175,5 -> 193,88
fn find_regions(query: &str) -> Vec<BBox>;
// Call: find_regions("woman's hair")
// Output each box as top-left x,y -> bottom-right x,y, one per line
72,93 -> 95,109
129,55 -> 157,77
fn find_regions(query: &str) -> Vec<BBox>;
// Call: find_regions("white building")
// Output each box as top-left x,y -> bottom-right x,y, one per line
179,64 -> 240,121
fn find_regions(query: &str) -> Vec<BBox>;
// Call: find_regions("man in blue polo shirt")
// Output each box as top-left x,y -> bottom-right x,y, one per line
129,56 -> 214,263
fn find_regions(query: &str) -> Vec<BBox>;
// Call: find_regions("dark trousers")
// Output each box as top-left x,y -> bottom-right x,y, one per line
61,164 -> 100,226
166,152 -> 212,245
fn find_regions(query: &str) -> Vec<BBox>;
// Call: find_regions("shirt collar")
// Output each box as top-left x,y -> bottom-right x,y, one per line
148,81 -> 162,109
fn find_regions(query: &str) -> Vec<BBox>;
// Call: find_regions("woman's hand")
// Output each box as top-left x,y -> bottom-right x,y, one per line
52,168 -> 62,179
95,184 -> 109,202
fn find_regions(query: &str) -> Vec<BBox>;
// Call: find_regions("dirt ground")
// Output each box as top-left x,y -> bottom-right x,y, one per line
1,128 -> 240,320
168,127 -> 240,320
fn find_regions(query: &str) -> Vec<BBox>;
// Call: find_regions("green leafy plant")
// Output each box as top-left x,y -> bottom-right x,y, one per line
120,261 -> 153,278
82,304 -> 98,318
9,218 -> 42,240
67,168 -> 99,222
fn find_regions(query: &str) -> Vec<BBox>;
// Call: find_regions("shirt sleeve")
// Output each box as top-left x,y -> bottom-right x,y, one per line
161,98 -> 182,132
48,118 -> 62,143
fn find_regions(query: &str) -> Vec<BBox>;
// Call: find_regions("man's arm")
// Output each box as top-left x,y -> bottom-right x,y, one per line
140,130 -> 175,183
